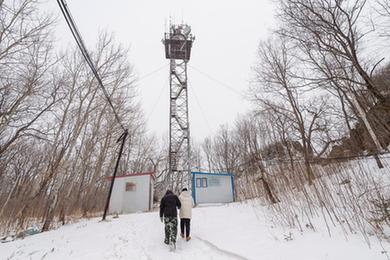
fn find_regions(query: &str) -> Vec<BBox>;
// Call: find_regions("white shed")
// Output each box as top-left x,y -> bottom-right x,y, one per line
108,172 -> 155,214
191,172 -> 235,204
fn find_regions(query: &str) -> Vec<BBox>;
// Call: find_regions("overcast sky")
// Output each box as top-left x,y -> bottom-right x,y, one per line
44,0 -> 275,142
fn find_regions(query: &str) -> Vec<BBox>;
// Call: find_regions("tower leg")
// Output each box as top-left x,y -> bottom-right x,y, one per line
168,59 -> 191,192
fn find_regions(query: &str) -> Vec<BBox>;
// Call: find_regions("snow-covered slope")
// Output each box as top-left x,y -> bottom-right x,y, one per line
1,202 -> 389,260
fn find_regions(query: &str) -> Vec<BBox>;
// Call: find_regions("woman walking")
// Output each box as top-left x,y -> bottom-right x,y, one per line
178,188 -> 194,241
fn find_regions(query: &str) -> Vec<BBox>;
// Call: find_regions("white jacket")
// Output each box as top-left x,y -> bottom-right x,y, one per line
179,190 -> 194,219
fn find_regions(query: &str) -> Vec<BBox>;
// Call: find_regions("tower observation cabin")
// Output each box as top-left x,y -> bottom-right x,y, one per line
163,24 -> 194,61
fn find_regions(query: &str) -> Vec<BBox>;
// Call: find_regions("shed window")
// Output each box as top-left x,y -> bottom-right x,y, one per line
125,182 -> 136,191
196,177 -> 208,188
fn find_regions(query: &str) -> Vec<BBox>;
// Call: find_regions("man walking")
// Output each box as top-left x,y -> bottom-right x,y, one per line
160,190 -> 181,250
179,188 -> 194,241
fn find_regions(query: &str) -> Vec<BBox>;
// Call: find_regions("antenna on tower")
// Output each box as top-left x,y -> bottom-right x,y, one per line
164,18 -> 167,34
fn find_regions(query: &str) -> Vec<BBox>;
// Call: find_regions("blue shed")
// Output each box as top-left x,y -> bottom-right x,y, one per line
191,172 -> 235,204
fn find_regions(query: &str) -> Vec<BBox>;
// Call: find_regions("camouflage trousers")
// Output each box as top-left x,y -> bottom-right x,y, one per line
164,216 -> 178,244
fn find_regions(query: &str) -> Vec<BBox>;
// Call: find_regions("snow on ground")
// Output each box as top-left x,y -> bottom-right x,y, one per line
1,202 -> 389,260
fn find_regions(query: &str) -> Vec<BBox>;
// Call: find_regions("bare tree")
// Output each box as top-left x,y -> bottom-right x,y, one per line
277,0 -> 387,103
0,0 -> 58,157
252,39 -> 322,184
0,2 -> 152,232
235,115 -> 280,204
273,0 -> 389,168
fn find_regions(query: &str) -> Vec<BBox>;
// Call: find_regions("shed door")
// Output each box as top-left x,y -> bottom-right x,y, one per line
122,181 -> 137,213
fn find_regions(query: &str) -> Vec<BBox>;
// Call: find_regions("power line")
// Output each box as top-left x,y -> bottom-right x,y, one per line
190,83 -> 213,136
137,63 -> 169,83
145,77 -> 168,122
188,64 -> 244,97
56,0 -> 130,221
56,0 -> 126,132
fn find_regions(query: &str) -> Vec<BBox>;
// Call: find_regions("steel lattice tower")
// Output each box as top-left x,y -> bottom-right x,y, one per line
163,24 -> 194,191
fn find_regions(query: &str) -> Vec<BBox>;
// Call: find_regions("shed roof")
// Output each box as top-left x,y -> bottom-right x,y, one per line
106,172 -> 155,180
191,171 -> 234,177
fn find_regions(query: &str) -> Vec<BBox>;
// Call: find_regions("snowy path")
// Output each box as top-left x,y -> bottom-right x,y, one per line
1,202 -> 389,260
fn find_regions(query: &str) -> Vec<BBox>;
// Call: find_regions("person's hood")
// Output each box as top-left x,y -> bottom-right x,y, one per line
180,190 -> 191,197
165,190 -> 173,196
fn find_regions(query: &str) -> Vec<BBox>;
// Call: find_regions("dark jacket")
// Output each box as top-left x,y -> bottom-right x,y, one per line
160,190 -> 181,218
